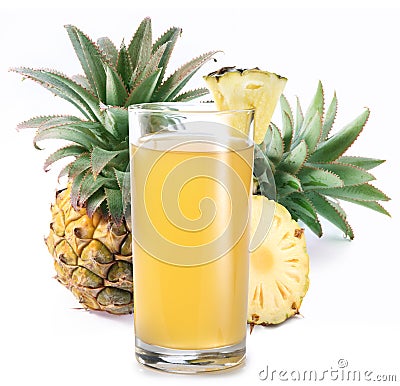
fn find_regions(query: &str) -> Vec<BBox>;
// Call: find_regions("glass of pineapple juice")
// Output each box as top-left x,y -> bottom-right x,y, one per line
128,103 -> 254,373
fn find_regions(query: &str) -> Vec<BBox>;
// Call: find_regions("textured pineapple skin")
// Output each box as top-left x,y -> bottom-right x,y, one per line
248,196 -> 310,326
46,187 -> 133,314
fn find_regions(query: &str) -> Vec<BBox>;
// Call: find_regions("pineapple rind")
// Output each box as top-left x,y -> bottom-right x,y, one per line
47,188 -> 133,314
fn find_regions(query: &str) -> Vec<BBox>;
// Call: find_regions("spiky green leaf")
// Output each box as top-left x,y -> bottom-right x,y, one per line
309,109 -> 370,163
280,95 -> 293,152
330,199 -> 346,217
322,184 -> 390,202
84,121 -> 120,146
58,163 -> 72,181
124,69 -> 162,106
279,140 -> 308,174
282,192 -> 317,219
105,188 -> 124,223
321,92 -> 337,141
34,123 -> 104,150
113,168 -> 130,188
275,171 -> 302,198
280,94 -> 294,124
71,74 -> 93,92
97,37 -> 118,67
34,119 -> 105,135
153,26 -> 180,52
281,192 -> 322,237
337,156 -> 385,171
70,170 -> 88,209
295,96 -> 304,136
114,169 -> 131,214
65,25 -> 107,101
297,166 -> 343,190
297,213 -> 323,237
254,144 -> 276,199
310,162 -> 375,186
298,111 -> 322,153
264,123 -> 284,166
44,145 -> 86,171
334,198 -> 390,216
17,116 -> 55,130
116,43 -> 133,88
127,17 -> 152,74
86,188 -> 107,218
105,66 -> 128,106
11,67 -> 102,122
153,51 -> 218,101
68,153 -> 91,178
306,191 -> 354,239
130,42 -> 168,88
79,173 -> 116,205
281,111 -> 293,152
152,27 -> 182,89
103,106 -> 129,140
91,148 -> 125,177
302,81 -> 324,130
172,88 -> 209,102
17,115 -> 83,130
37,116 -> 86,130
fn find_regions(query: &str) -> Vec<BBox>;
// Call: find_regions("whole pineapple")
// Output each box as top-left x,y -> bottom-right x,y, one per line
13,18 -> 217,314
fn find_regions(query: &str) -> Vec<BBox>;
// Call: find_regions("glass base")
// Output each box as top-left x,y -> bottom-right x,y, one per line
135,337 -> 246,374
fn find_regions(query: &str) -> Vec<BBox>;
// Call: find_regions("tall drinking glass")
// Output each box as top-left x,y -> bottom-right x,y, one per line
128,103 -> 254,373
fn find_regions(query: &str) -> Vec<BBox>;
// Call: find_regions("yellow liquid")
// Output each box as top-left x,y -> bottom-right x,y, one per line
131,133 -> 253,350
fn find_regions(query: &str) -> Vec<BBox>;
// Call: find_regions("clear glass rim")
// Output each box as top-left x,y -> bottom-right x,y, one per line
128,102 -> 254,115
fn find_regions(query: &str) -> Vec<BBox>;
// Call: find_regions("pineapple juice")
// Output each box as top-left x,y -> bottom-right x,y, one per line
131,133 -> 253,350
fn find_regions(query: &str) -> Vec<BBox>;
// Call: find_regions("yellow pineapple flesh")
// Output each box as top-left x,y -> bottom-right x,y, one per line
249,196 -> 309,326
204,67 -> 287,144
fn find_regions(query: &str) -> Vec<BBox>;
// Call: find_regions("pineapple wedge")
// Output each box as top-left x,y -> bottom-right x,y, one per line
204,67 -> 287,144
249,196 -> 309,326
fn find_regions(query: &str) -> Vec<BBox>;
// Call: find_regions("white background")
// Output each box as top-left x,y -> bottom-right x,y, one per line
1,1 -> 399,384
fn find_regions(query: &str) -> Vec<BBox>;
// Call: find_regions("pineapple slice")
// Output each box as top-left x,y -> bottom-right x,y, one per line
204,67 -> 287,144
249,195 -> 309,326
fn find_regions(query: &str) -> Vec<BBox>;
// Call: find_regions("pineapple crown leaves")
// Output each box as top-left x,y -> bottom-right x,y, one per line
255,81 -> 390,239
65,24 -> 112,102
116,41 -> 133,87
127,17 -> 152,78
172,87 -> 210,102
152,28 -> 182,90
130,42 -> 168,90
12,18 -> 218,223
17,115 -> 82,131
152,51 -> 220,101
11,67 -> 103,122
43,144 -> 87,172
97,37 -> 119,67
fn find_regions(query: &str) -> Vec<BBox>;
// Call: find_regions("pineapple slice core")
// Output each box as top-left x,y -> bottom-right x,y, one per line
251,247 -> 274,273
